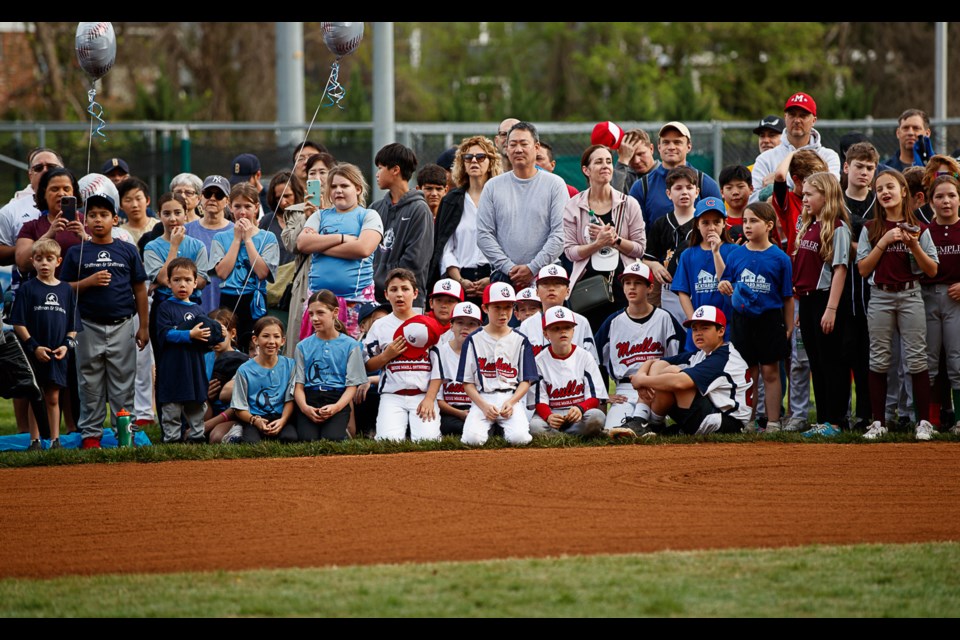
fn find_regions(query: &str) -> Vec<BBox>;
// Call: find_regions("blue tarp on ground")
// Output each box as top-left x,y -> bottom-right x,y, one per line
0,428 -> 152,451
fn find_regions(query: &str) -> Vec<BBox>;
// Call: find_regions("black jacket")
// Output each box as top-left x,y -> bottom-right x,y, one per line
428,187 -> 467,288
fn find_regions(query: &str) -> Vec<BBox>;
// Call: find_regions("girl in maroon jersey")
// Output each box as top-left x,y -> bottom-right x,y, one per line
856,170 -> 939,440
791,172 -> 852,436
921,175 -> 960,436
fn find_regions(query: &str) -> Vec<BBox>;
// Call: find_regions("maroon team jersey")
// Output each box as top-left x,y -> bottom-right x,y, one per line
793,219 -> 849,295
866,219 -> 928,286
922,218 -> 960,285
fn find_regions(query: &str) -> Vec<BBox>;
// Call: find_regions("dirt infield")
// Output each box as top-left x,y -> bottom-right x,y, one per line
1,443 -> 959,579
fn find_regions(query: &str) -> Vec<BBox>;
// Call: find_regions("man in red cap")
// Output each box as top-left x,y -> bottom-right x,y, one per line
630,305 -> 751,436
750,92 -> 840,201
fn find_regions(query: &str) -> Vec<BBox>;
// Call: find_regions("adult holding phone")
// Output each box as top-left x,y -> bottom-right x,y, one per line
563,144 -> 647,331
15,168 -> 86,280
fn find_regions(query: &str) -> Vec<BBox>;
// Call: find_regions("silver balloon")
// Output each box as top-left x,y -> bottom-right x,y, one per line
320,22 -> 364,58
75,22 -> 116,82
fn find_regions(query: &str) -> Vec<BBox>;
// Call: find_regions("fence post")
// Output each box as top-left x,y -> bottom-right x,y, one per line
712,121 -> 723,178
180,126 -> 191,174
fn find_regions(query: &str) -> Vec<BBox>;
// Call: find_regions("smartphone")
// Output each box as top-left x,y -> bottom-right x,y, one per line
60,196 -> 77,222
306,179 -> 322,207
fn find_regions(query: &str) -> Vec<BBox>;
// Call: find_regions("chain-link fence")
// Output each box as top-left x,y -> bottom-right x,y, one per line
3,119 -> 960,198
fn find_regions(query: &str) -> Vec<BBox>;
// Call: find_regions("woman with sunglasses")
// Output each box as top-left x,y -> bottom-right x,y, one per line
429,135 -> 503,305
185,175 -> 234,314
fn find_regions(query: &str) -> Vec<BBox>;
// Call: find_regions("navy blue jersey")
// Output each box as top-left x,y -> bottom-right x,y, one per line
10,279 -> 82,387
671,243 -> 737,351
61,240 -> 147,321
155,298 -> 208,403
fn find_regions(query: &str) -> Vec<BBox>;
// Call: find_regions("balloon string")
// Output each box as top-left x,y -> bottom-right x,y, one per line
322,57 -> 346,110
87,88 -> 108,139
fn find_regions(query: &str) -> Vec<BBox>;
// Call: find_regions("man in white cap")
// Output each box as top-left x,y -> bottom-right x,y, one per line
628,121 -> 722,226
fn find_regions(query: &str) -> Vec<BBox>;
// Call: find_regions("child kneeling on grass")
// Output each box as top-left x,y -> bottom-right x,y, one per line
437,301 -> 483,436
231,316 -> 297,443
530,306 -> 607,438
631,305 -> 752,436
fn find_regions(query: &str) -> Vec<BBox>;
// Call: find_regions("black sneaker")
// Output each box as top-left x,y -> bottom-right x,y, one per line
27,439 -> 41,451
49,438 -> 61,450
622,416 -> 651,435
897,416 -> 913,433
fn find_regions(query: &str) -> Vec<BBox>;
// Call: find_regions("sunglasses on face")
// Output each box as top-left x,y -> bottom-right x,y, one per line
202,190 -> 227,200
463,153 -> 488,163
30,162 -> 61,173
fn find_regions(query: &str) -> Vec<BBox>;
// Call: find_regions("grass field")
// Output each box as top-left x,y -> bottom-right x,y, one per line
2,397 -> 958,618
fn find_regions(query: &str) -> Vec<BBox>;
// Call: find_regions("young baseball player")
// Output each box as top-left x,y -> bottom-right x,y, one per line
154,257 -> 214,444
60,192 -> 149,449
437,301 -> 482,436
631,305 -> 752,435
363,268 -> 443,442
458,283 -> 539,445
426,277 -> 464,331
530,306 -> 608,438
514,287 -> 542,323
231,316 -> 298,443
857,170 -> 938,440
518,264 -> 598,360
294,289 -> 366,441
11,238 -> 82,450
595,262 -> 685,432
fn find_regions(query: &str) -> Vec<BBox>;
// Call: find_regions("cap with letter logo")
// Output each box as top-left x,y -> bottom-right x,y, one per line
784,92 -> 816,116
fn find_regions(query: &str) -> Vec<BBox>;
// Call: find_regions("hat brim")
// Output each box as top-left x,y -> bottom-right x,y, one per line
229,175 -> 252,186
618,271 -> 652,284
682,318 -> 725,329
752,125 -> 783,135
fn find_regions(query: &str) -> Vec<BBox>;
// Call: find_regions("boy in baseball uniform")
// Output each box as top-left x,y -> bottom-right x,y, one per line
631,305 -> 751,436
514,287 -> 542,323
595,262 -> 685,432
363,268 -> 443,442
61,193 -> 149,449
530,306 -> 608,438
458,283 -> 538,445
437,301 -> 482,436
519,265 -> 598,360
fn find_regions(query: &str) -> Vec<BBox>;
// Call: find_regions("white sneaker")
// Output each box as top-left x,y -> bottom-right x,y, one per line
863,421 -> 887,440
950,423 -> 960,436
222,424 -> 243,444
915,420 -> 934,441
783,416 -> 807,432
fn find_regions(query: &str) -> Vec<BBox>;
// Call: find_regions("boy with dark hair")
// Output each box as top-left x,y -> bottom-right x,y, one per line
154,256 -> 215,444
61,192 -> 149,449
416,163 -> 449,219
718,164 -> 753,244
632,305 -> 751,436
371,143 -> 435,311
118,176 -> 159,243
642,166 -> 699,321
903,166 -> 930,223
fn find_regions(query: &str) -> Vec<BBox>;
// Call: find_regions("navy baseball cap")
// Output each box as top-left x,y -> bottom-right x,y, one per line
694,196 -> 727,219
85,193 -> 117,215
100,157 -> 130,176
202,175 -> 231,198
230,153 -> 261,185
753,115 -> 784,135
357,302 -> 389,325
436,147 -> 457,171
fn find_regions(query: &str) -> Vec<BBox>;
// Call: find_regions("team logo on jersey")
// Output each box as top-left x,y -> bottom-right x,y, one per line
309,361 -> 330,384
44,293 -> 60,306
97,250 -> 111,262
739,269 -> 771,294
254,389 -> 275,413
546,380 -> 585,408
477,356 -> 518,379
183,312 -> 196,322
616,337 -> 665,365
694,269 -> 718,293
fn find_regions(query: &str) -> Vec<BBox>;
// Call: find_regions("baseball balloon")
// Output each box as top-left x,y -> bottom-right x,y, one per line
79,173 -> 119,207
320,22 -> 364,58
75,22 -> 117,82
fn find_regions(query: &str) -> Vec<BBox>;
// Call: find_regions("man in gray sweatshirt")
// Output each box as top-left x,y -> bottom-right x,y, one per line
370,143 -> 435,310
476,122 -> 569,291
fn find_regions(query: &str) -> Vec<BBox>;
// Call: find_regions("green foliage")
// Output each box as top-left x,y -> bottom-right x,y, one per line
2,543 -> 958,617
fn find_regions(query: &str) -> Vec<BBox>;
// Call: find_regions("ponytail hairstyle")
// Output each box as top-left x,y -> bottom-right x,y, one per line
867,170 -> 916,247
795,172 -> 850,264
307,289 -> 346,334
209,308 -> 238,348
156,191 -> 188,212
744,201 -> 777,244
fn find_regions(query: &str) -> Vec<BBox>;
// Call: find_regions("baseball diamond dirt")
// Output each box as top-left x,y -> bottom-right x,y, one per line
1,443 -> 958,579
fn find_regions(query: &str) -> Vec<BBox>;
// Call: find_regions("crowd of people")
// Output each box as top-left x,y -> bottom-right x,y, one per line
4,90 -> 960,449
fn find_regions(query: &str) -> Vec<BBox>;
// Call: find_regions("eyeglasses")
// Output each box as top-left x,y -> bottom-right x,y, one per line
495,131 -> 509,138
936,171 -> 960,179
30,162 -> 61,173
173,189 -> 198,198
462,153 -> 488,163
202,190 -> 227,200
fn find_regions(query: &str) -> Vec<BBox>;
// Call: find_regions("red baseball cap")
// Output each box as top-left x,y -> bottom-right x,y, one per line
682,305 -> 727,329
591,121 -> 624,150
784,92 -> 816,116
394,315 -> 443,359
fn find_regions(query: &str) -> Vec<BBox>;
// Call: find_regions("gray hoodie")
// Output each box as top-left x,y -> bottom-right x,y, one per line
370,189 -> 435,308
749,128 -> 841,203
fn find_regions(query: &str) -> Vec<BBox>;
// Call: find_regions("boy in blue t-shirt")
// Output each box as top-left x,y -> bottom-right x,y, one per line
61,193 -> 149,449
154,257 -> 215,444
11,238 -> 82,450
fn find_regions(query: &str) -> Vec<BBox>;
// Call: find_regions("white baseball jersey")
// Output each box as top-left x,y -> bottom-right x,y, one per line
363,313 -> 441,394
519,309 -> 599,362
595,307 -> 685,382
457,327 -> 538,393
437,339 -> 471,407
664,342 -> 753,424
534,345 -> 608,412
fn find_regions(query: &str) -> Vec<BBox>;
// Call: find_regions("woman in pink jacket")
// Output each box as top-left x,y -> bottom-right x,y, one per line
563,144 -> 647,331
